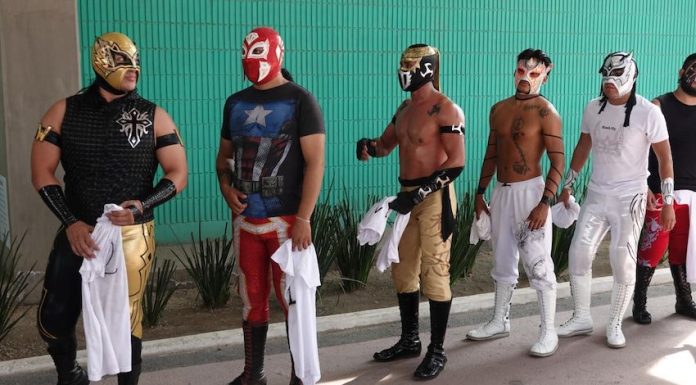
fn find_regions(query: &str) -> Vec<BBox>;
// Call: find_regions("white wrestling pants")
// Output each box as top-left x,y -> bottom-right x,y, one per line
568,189 -> 647,284
490,177 -> 557,291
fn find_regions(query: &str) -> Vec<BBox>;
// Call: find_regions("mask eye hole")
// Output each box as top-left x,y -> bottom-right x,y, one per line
609,68 -> 624,77
241,46 -> 247,58
246,40 -> 269,59
516,68 -> 525,76
111,51 -> 133,67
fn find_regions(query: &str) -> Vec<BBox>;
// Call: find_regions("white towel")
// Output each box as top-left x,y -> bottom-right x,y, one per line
271,241 -> 321,385
469,212 -> 492,244
357,197 -> 396,246
375,213 -> 410,272
80,204 -> 131,381
674,190 -> 696,283
551,195 -> 581,229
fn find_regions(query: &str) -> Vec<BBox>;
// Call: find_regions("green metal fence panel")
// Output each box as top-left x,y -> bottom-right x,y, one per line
77,0 -> 696,242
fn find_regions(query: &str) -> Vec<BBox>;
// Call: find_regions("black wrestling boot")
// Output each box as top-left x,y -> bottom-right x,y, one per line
47,336 -> 89,385
118,336 -> 142,385
229,321 -> 268,385
632,265 -> 655,324
414,299 -> 451,381
373,291 -> 421,362
671,264 -> 696,319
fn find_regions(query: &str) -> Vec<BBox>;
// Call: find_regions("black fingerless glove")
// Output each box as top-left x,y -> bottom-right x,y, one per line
388,191 -> 420,214
130,178 -> 177,220
38,185 -> 78,227
356,138 -> 377,159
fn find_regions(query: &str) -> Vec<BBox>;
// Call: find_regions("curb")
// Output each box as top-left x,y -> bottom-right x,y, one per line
0,268 -> 673,376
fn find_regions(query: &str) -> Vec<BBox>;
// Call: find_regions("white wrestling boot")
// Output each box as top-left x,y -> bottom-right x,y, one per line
529,289 -> 558,357
557,273 -> 594,337
606,282 -> 634,349
467,282 -> 515,341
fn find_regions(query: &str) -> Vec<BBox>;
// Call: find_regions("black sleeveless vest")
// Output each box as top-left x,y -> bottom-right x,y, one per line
61,88 -> 158,225
648,92 -> 696,193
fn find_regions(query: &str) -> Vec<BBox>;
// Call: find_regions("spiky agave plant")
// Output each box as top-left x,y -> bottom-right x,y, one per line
173,223 -> 235,309
0,232 -> 37,344
552,174 -> 590,276
334,193 -> 378,292
449,191 -> 485,285
142,258 -> 178,327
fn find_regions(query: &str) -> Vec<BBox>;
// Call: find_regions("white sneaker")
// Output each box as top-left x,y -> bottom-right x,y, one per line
467,319 -> 510,341
606,322 -> 625,348
557,315 -> 593,337
467,282 -> 515,341
529,290 -> 558,357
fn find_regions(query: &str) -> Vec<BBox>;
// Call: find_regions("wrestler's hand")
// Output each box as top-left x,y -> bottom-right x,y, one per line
474,194 -> 490,219
660,203 -> 676,232
106,200 -> 140,226
559,188 -> 572,209
646,189 -> 658,210
389,191 -> 417,215
65,221 -> 98,259
356,138 -> 376,161
526,203 -> 549,231
291,219 -> 312,251
221,185 -> 248,215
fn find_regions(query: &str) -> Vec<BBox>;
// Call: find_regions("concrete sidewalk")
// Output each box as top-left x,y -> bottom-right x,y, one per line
2,268 -> 694,385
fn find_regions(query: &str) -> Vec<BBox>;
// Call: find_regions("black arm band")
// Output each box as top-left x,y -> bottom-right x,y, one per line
38,185 -> 78,227
540,195 -> 551,206
412,167 -> 464,203
141,178 -> 177,212
439,123 -> 465,135
155,133 -> 183,149
476,186 -> 487,195
34,125 -> 61,147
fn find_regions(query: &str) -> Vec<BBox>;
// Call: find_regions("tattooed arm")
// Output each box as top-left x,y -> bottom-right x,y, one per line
540,105 -> 564,201
474,104 -> 499,218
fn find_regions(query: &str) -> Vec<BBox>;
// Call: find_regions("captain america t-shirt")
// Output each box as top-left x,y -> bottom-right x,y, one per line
221,82 -> 324,218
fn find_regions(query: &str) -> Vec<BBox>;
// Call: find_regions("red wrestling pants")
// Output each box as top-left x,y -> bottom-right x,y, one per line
638,195 -> 689,268
234,215 -> 295,324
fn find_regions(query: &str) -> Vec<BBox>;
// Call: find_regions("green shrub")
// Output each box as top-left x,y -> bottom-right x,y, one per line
0,233 -> 37,344
143,258 -> 178,327
552,174 -> 590,276
449,191 -> 485,285
173,224 -> 234,309
311,200 -> 338,285
334,194 -> 378,292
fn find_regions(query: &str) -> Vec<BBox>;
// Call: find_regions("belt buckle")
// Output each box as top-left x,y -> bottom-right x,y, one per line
261,176 -> 283,197
239,180 -> 254,194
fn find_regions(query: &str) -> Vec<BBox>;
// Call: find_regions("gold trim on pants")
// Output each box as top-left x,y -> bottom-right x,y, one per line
122,221 -> 155,338
392,184 -> 456,301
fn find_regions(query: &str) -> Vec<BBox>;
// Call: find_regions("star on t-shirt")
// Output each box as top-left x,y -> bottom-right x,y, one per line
244,105 -> 272,126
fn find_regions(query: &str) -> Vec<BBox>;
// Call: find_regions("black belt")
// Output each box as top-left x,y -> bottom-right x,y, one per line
235,176 -> 285,197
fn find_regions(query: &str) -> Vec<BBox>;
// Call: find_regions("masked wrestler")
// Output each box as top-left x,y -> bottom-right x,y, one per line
216,27 -> 325,385
356,44 -> 465,380
31,32 -> 188,385
558,52 -> 674,348
466,49 -> 564,357
633,53 -> 696,324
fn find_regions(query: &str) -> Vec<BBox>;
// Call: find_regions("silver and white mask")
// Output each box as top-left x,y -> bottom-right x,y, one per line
600,52 -> 637,98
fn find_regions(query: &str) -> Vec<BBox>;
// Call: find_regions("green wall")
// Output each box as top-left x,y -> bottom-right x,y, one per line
77,0 -> 696,243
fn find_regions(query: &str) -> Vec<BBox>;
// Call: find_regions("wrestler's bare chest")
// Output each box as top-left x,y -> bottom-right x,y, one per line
396,102 -> 440,147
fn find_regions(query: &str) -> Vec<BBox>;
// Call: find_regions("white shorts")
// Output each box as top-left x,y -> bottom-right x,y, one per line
490,177 -> 556,291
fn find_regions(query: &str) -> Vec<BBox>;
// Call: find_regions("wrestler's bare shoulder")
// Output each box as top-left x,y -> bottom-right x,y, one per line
40,99 -> 67,134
